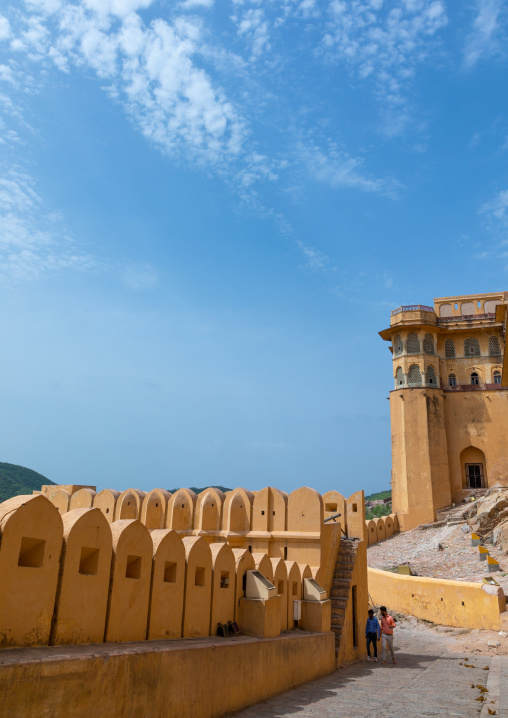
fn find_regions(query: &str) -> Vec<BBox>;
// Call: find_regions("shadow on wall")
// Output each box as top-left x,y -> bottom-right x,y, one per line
0,485 -> 366,650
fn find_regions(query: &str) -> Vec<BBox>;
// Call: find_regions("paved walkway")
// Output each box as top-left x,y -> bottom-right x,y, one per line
229,627 -> 508,718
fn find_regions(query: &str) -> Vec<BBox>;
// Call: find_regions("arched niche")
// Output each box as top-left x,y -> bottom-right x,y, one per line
251,552 -> 274,583
0,495 -> 63,646
439,303 -> 452,317
209,542 -> 236,635
104,519 -> 153,642
460,446 -> 487,489
51,508 -> 112,646
148,529 -> 185,640
232,548 -> 255,621
271,557 -> 288,632
252,487 -> 288,532
182,536 -> 213,637
51,489 -> 71,516
287,487 -> 324,533
114,489 -> 146,522
93,489 -> 120,524
141,488 -> 172,530
223,488 -> 253,533
366,519 -> 377,545
285,560 -> 302,630
322,491 -> 346,528
69,488 -> 96,511
195,488 -> 225,533
376,517 -> 386,543
166,488 -> 197,531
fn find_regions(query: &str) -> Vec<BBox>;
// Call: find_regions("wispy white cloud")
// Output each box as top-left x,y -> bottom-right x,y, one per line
0,171 -> 97,284
321,0 -> 448,134
479,189 -> 508,227
295,239 -> 333,273
463,0 -> 505,69
231,7 -> 270,60
298,140 -> 400,196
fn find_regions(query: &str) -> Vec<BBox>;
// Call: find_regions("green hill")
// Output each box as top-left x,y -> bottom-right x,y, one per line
365,489 -> 391,501
0,462 -> 55,503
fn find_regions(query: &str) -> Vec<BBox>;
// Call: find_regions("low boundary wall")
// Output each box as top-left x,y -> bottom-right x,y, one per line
0,632 -> 335,718
368,567 -> 505,631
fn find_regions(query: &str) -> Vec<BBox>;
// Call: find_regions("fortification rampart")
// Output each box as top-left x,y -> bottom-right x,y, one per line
0,486 -> 365,651
365,514 -> 399,545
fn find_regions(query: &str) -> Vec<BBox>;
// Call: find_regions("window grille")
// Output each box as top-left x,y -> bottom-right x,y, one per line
445,339 -> 455,358
407,365 -> 422,387
407,333 -> 420,354
489,336 -> 501,356
423,333 -> 434,354
426,366 -> 437,386
395,367 -> 404,387
394,335 -> 403,356
448,374 -> 456,386
464,338 -> 480,357
470,372 -> 479,386
494,371 -> 501,385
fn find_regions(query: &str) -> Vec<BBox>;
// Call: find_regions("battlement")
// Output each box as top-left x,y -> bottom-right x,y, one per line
0,485 -> 366,651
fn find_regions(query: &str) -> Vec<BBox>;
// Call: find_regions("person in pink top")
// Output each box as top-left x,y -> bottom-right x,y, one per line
379,606 -> 396,664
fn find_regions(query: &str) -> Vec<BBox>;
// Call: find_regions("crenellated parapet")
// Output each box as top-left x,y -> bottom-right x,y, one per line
0,486 -> 366,651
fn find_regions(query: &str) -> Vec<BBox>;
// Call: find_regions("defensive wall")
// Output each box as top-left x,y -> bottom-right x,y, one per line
368,567 -> 505,630
364,514 -> 399,545
0,485 -> 367,717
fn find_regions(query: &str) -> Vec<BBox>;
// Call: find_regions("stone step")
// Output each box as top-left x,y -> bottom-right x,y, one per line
331,589 -> 349,598
331,599 -> 348,608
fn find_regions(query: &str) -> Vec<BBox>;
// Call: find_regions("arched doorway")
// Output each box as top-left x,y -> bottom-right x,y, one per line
460,447 -> 487,489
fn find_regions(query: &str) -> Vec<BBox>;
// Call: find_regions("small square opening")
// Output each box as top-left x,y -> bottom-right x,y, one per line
292,581 -> 298,596
278,580 -> 284,594
220,570 -> 230,588
352,503 -> 358,513
126,555 -> 142,579
325,502 -> 337,512
195,566 -> 205,586
18,537 -> 46,568
163,561 -> 177,583
462,601 -> 465,607
261,510 -> 265,515
79,547 -> 99,576
106,508 -> 109,514
272,511 -> 275,516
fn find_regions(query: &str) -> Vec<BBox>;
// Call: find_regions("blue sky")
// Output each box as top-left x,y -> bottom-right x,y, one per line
1,0 -> 507,497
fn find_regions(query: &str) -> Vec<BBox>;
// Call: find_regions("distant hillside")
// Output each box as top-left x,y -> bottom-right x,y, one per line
168,486 -> 232,495
365,490 -> 391,501
0,462 -> 55,503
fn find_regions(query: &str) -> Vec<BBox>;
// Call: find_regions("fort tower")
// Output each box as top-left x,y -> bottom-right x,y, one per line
380,292 -> 508,531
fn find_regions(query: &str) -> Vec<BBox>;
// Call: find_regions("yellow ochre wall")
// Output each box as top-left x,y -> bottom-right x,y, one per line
0,633 -> 336,718
368,568 -> 505,631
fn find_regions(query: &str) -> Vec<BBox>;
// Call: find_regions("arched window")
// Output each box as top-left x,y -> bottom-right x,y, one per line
464,338 -> 480,357
448,373 -> 457,386
493,371 -> 501,385
445,339 -> 455,358
393,335 -> 403,356
439,303 -> 452,317
407,365 -> 422,387
395,367 -> 404,387
426,366 -> 437,386
470,372 -> 479,386
461,302 -> 475,315
489,336 -> 501,356
407,333 -> 420,354
485,300 -> 501,314
423,333 -> 434,354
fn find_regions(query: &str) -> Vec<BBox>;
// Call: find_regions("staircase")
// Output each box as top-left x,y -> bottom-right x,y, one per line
330,538 -> 358,658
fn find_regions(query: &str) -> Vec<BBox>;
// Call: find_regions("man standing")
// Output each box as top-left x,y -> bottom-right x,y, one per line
365,609 -> 381,662
379,605 -> 396,664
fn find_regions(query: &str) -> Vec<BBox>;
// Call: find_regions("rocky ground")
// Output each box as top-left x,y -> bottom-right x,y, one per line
367,489 -> 508,595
